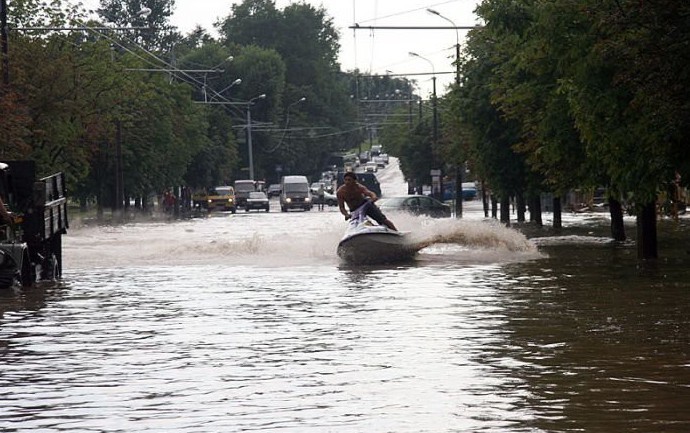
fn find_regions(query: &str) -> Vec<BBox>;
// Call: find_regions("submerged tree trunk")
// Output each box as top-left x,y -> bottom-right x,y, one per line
609,197 -> 626,241
553,196 -> 562,229
500,196 -> 511,226
637,201 -> 658,259
516,193 -> 526,222
529,195 -> 543,226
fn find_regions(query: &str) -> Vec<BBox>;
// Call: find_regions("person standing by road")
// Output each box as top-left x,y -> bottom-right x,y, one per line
317,183 -> 325,211
336,171 -> 397,231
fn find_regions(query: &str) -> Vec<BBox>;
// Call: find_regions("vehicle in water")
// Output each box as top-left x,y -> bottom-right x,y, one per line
267,183 -> 282,198
193,186 -> 237,213
245,191 -> 270,212
337,200 -> 422,265
336,171 -> 382,198
280,175 -> 312,212
377,195 -> 451,218
0,161 -> 68,289
234,179 -> 259,209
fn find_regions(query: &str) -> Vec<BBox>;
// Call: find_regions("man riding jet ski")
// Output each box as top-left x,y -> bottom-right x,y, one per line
336,171 -> 397,231
336,172 -> 419,264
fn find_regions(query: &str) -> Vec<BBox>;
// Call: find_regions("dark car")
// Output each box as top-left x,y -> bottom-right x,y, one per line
245,191 -> 270,212
336,171 -> 382,198
377,195 -> 451,218
267,183 -> 282,198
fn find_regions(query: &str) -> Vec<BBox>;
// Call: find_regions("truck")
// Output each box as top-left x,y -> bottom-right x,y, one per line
280,175 -> 312,212
233,180 -> 259,209
0,161 -> 68,289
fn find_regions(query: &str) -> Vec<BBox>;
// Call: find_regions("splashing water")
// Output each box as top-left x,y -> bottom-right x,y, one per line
64,210 -> 540,270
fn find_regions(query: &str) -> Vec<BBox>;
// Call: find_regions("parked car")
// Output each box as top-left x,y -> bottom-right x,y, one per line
313,190 -> 338,206
245,191 -> 270,212
377,195 -> 451,218
443,182 -> 478,201
267,183 -> 282,198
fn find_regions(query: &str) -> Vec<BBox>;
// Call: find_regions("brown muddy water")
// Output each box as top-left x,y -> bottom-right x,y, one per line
1,161 -> 689,432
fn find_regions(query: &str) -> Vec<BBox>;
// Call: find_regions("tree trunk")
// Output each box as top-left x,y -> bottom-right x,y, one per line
636,201 -> 658,259
609,197 -> 626,241
500,196 -> 510,226
516,193 -> 526,222
482,181 -> 489,217
529,195 -> 543,226
553,196 -> 562,229
491,196 -> 498,219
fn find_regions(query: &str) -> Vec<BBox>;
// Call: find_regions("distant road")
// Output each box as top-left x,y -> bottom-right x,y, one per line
375,157 -> 408,197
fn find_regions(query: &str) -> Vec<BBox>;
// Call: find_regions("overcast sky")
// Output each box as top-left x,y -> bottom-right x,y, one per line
76,0 -> 482,97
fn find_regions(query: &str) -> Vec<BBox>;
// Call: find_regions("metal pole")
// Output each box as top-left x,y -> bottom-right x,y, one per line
1,0 -> 9,85
247,106 -> 254,180
115,120 -> 123,212
454,40 -> 463,217
245,94 -> 265,181
432,76 -> 437,145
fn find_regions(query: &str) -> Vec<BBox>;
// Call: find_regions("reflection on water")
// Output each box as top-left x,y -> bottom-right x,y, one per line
1,201 -> 689,432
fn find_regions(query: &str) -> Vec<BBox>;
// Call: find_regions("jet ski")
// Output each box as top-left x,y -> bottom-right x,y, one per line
337,200 -> 419,265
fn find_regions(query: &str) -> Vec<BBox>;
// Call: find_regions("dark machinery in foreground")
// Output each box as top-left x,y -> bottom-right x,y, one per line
0,161 -> 68,289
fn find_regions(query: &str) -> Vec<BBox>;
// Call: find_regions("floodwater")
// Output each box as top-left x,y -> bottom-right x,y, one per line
1,159 -> 689,432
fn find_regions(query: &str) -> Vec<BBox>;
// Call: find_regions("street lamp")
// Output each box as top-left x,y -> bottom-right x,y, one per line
209,77 -> 241,102
271,96 -> 306,154
246,93 -> 266,180
409,51 -> 441,200
427,8 -> 463,217
210,55 -> 234,72
427,9 -> 460,86
202,56 -> 234,102
409,51 -> 437,144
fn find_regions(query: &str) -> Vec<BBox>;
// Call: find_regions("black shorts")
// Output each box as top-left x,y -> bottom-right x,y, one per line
365,202 -> 388,225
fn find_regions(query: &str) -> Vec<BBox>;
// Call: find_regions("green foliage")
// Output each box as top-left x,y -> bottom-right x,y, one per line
97,0 -> 179,52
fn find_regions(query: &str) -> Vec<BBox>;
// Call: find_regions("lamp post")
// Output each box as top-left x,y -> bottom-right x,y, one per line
409,51 -> 441,200
209,77 -> 241,102
246,93 -> 266,180
409,52 -> 437,144
203,56 -> 234,102
427,8 -> 463,217
427,9 -> 460,87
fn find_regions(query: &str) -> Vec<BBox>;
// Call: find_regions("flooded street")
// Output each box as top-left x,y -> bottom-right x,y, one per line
2,160 -> 690,432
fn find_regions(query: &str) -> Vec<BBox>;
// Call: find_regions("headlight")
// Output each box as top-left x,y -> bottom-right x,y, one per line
228,198 -> 234,203
207,199 -> 212,204
305,197 -> 311,202
286,198 -> 292,203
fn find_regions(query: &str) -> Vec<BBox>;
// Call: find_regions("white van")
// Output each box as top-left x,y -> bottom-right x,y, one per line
280,175 -> 312,212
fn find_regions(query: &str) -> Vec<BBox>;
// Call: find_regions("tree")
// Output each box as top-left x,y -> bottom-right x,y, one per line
97,0 -> 178,52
